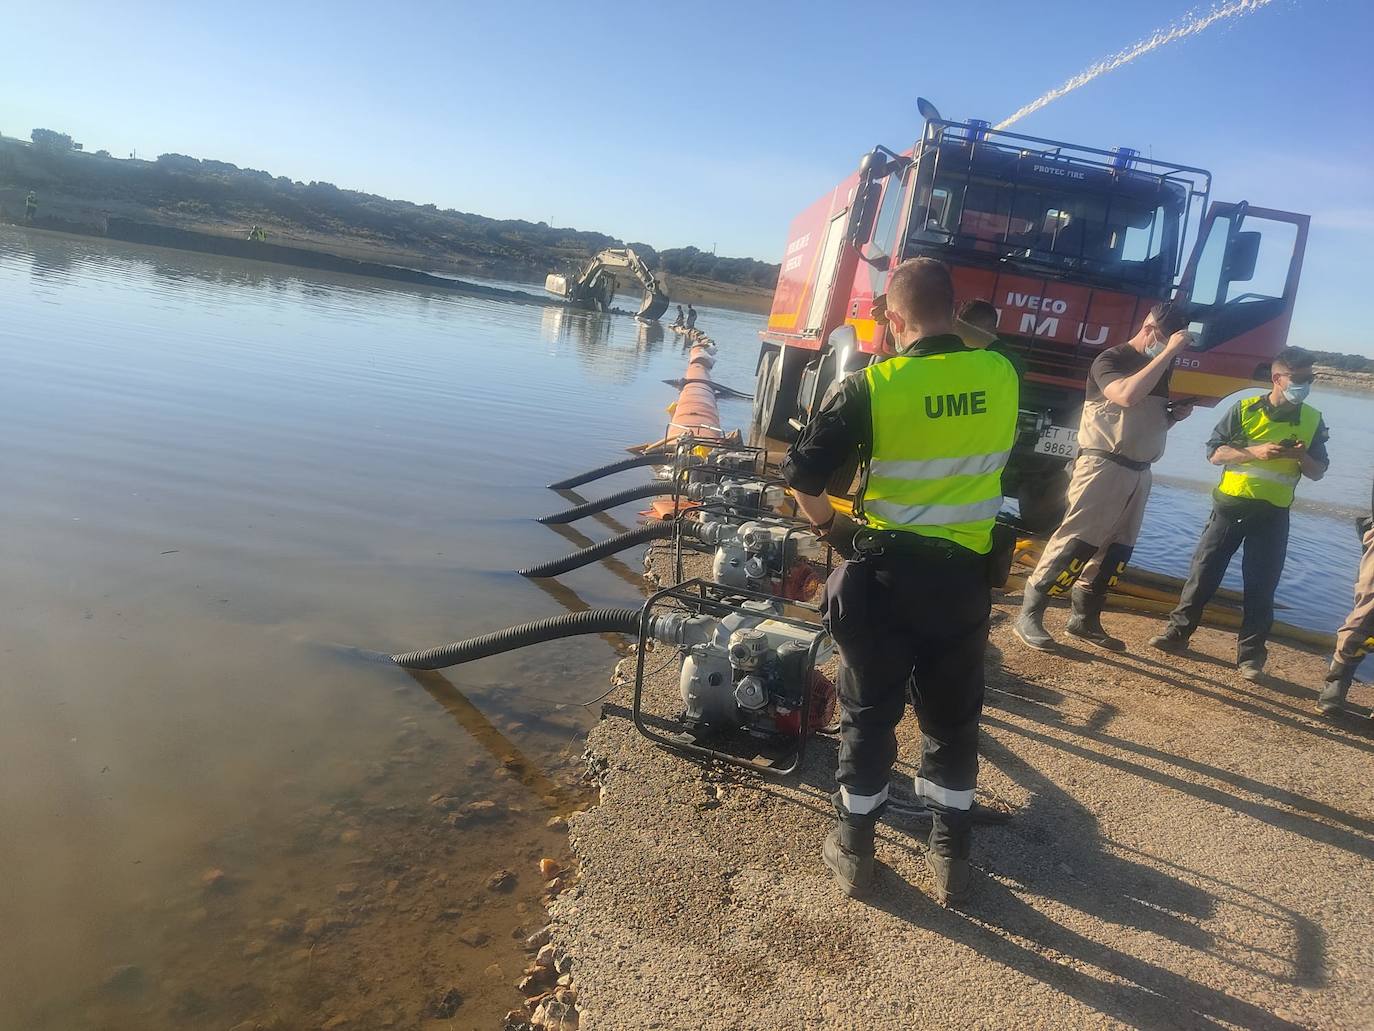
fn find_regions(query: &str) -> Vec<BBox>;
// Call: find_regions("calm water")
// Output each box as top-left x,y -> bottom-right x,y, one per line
1,227 -> 1371,1029
0,227 -> 765,1030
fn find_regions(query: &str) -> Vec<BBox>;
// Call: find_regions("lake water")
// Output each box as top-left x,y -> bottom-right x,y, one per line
1,227 -> 1371,1030
0,227 -> 766,1030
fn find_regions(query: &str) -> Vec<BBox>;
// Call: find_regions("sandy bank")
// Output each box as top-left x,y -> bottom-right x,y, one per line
547,552 -> 1374,1030
1314,365 -> 1374,393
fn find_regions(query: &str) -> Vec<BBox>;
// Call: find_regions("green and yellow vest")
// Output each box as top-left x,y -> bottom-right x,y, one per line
1217,395 -> 1321,509
860,349 -> 1019,554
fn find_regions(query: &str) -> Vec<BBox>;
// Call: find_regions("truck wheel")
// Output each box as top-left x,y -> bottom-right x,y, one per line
753,350 -> 798,443
1016,467 -> 1070,534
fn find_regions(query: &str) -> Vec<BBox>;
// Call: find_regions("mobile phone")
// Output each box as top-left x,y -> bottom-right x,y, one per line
1278,437 -> 1300,448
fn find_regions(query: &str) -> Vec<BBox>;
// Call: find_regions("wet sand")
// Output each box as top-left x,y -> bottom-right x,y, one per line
548,550 -> 1374,1029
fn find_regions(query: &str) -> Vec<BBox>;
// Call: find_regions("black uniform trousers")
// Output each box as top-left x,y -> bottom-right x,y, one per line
1167,498 -> 1290,666
822,544 -> 990,858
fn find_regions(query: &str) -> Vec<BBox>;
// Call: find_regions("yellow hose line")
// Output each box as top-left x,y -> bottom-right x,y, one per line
1004,570 -> 1335,650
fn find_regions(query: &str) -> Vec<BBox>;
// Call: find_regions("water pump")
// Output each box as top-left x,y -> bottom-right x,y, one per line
390,579 -> 835,775
520,509 -> 828,604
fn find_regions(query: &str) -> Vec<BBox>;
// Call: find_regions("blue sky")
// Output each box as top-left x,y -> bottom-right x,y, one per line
3,0 -> 1371,352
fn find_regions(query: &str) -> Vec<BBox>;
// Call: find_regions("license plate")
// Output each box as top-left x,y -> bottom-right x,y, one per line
1034,424 -> 1079,459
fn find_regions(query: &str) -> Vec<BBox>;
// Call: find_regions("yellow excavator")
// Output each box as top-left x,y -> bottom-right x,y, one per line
545,247 -> 670,321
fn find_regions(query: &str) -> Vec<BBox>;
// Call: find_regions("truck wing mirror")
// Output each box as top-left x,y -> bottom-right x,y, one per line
1223,230 -> 1260,284
848,179 -> 882,248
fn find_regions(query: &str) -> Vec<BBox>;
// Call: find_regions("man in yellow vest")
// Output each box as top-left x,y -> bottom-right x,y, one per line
782,257 -> 1019,904
1151,347 -> 1329,678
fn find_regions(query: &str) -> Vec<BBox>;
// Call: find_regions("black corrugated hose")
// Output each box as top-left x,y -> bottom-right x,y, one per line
391,608 -> 643,670
519,519 -> 706,578
537,482 -> 677,524
547,451 -> 670,490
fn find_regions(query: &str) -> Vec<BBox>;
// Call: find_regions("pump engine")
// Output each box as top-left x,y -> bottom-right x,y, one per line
654,600 -> 835,739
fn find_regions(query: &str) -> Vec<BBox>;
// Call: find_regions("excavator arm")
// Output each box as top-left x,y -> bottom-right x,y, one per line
545,247 -> 670,321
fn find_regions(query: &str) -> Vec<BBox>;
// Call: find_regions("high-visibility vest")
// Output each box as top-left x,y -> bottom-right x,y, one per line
861,348 -> 1019,554
1217,395 -> 1321,509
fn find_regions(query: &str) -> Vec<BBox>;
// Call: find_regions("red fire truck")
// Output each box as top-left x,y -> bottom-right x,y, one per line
754,103 -> 1309,529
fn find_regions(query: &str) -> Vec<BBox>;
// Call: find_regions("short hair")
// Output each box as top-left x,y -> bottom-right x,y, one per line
1147,300 -> 1189,337
1273,346 -> 1314,373
887,257 -> 954,326
958,298 -> 998,332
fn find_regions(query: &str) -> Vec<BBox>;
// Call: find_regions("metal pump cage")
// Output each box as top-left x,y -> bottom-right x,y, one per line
669,503 -> 831,605
901,118 -> 1213,292
655,443 -> 793,523
631,578 -> 832,777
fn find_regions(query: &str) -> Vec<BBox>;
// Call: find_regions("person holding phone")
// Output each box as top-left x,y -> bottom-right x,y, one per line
1151,347 -> 1329,679
1014,302 -> 1194,652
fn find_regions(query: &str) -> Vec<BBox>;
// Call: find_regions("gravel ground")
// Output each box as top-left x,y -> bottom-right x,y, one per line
548,555 -> 1374,1030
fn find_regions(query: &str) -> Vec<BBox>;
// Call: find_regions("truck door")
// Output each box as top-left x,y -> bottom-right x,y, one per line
804,209 -> 851,334
1176,202 -> 1309,362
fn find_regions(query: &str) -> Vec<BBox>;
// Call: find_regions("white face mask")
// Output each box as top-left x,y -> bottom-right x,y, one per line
1282,381 -> 1311,404
1142,323 -> 1166,358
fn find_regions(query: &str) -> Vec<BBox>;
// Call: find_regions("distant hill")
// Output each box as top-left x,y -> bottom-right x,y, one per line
0,130 -> 780,297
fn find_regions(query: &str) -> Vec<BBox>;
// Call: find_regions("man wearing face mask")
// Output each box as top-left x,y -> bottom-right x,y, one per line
1015,303 -> 1194,652
1151,347 -> 1328,679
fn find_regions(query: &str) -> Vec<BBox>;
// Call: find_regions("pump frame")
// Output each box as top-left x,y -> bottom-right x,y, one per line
631,578 -> 832,777
669,504 -> 831,603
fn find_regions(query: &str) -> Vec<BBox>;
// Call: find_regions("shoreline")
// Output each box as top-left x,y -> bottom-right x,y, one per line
1314,365 -> 1374,394
0,215 -> 775,317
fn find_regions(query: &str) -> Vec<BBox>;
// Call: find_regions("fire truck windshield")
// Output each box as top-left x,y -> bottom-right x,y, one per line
905,157 -> 1186,293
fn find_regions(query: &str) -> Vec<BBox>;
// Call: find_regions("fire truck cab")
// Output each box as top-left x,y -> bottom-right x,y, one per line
755,108 -> 1309,529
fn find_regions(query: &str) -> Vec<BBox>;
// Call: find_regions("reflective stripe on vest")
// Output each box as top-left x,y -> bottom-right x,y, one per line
1221,464 -> 1300,487
868,449 -> 1013,481
861,348 -> 1019,554
1217,395 -> 1321,509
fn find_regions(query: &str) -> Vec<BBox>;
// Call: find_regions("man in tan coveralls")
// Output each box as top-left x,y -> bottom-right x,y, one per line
1318,479 -> 1374,714
1014,302 -> 1194,651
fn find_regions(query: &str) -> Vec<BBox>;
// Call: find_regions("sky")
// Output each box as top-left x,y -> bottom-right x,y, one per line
3,0 -> 1372,352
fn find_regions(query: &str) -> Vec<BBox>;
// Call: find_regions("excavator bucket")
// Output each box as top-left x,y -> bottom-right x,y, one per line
637,288 -> 670,322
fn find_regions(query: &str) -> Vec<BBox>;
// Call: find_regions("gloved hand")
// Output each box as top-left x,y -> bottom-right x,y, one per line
815,512 -> 860,561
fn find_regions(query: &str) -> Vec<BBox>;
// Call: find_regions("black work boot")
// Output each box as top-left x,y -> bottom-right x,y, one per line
1013,583 -> 1055,652
1065,587 -> 1125,651
1317,660 -> 1356,714
822,819 -> 875,897
925,819 -> 972,906
1149,625 -> 1190,654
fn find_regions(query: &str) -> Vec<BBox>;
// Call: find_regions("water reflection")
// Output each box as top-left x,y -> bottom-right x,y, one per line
0,225 -> 768,1030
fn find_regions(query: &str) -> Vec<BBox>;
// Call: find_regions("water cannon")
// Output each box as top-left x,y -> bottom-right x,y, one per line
1112,146 -> 1139,170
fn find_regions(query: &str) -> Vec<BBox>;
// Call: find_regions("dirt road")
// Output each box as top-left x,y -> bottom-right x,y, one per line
550,569 -> 1374,1029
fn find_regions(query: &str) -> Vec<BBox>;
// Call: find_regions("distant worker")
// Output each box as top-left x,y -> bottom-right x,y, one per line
1151,347 -> 1328,679
672,305 -> 685,329
956,297 -> 1027,379
957,298 -> 998,337
1015,303 -> 1194,652
25,191 -> 37,221
782,257 -> 1019,905
1319,477 -> 1374,713
685,303 -> 697,331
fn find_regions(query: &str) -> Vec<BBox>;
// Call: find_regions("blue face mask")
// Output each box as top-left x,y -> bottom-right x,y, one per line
1283,381 -> 1311,404
1144,340 -> 1166,359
